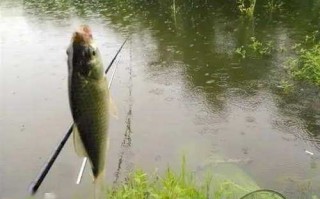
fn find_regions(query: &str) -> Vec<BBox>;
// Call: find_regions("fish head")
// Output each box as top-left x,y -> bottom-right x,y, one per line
67,25 -> 103,78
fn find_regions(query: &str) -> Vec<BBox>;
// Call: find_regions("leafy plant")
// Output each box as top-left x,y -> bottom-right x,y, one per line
235,46 -> 247,58
265,0 -> 283,13
107,158 -> 276,199
304,31 -> 319,45
235,37 -> 274,58
289,44 -> 320,86
277,80 -> 294,94
237,0 -> 256,17
248,37 -> 274,55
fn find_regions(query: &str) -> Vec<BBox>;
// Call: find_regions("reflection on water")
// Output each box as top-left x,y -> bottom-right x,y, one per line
1,0 -> 320,198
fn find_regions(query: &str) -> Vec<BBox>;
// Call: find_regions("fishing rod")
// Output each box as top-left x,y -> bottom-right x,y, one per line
29,37 -> 129,195
76,58 -> 121,184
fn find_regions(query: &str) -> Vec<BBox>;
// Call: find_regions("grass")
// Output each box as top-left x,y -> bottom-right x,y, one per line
106,158 -> 285,199
108,158 -> 210,199
287,31 -> 320,86
289,44 -> 320,85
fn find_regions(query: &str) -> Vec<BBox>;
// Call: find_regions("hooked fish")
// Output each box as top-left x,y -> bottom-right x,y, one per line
66,25 -> 109,181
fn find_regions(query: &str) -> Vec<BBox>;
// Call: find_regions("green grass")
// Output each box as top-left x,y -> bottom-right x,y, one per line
106,158 -> 285,199
237,0 -> 256,17
108,158 -> 210,199
289,44 -> 320,86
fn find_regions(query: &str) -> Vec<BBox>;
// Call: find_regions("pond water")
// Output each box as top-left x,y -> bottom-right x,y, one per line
1,0 -> 320,198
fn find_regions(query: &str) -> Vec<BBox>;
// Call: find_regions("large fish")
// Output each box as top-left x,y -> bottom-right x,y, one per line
66,25 -> 108,181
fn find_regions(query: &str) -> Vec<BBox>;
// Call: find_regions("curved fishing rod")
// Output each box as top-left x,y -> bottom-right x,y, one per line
29,37 -> 129,195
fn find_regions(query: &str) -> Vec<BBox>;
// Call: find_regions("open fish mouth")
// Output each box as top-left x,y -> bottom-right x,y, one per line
66,25 -> 102,79
67,25 -> 96,60
72,25 -> 93,44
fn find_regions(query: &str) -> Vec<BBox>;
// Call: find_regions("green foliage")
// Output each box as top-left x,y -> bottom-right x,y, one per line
237,0 -> 256,17
289,44 -> 320,86
108,169 -> 207,198
264,0 -> 283,14
235,46 -> 247,58
277,80 -> 294,95
286,31 -> 320,86
304,31 -> 319,44
248,37 -> 274,55
107,159 -> 271,199
235,37 -> 274,58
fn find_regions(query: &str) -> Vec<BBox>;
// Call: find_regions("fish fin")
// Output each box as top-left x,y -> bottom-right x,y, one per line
72,125 -> 87,157
108,95 -> 118,119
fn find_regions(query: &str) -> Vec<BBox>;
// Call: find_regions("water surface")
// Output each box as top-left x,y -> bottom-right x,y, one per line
1,0 -> 320,198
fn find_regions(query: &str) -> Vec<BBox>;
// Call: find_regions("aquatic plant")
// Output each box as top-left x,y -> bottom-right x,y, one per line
235,46 -> 247,58
235,37 -> 274,58
304,31 -> 319,45
248,37 -> 274,55
265,0 -> 283,14
289,44 -> 320,86
237,0 -> 256,17
277,80 -> 294,95
285,31 -> 320,85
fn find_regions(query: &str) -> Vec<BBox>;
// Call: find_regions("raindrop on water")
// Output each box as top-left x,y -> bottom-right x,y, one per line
206,80 -> 215,84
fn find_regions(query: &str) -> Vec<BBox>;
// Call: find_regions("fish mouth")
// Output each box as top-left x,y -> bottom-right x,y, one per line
72,25 -> 93,45
71,25 -> 97,58
67,25 -> 99,75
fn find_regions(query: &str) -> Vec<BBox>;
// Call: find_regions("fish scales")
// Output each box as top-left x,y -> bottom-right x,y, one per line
70,75 -> 108,178
67,25 -> 109,179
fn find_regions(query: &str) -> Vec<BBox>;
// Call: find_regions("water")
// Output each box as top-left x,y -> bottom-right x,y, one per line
1,0 -> 320,198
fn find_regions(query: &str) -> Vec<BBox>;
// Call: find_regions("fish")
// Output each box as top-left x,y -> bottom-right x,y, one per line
66,25 -> 109,182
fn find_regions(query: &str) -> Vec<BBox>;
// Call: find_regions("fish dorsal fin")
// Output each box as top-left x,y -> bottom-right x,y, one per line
72,125 -> 88,157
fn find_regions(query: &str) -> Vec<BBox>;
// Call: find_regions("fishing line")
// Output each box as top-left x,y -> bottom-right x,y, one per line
113,38 -> 134,186
105,37 -> 128,75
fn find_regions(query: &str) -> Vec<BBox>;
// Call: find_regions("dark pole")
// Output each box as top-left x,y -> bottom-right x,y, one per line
105,37 -> 128,75
29,37 -> 129,195
29,126 -> 73,195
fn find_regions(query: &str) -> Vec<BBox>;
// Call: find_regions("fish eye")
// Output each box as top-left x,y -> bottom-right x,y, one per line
92,50 -> 96,56
66,50 -> 69,55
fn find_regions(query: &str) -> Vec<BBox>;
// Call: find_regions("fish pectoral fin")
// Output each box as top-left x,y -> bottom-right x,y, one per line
108,95 -> 118,119
73,125 -> 88,157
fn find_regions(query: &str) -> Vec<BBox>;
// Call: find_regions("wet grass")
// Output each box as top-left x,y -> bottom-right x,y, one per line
289,44 -> 320,86
106,159 -> 284,199
237,0 -> 256,17
234,31 -> 320,89
108,158 -> 211,199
